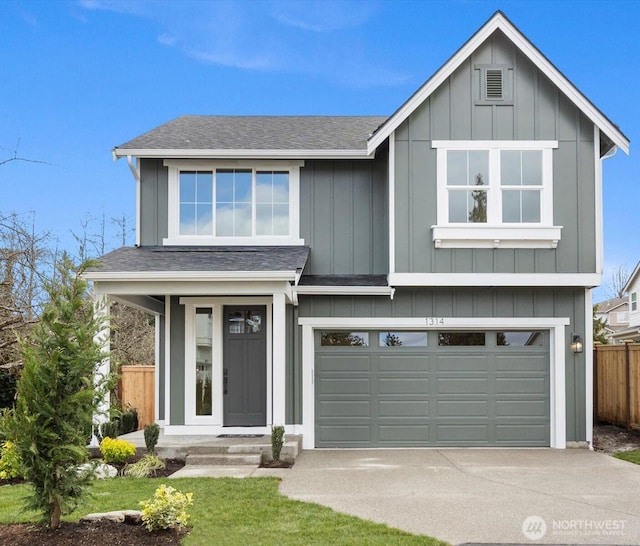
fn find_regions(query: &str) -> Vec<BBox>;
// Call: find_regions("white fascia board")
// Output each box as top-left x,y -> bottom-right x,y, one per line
388,272 -> 601,287
299,316 -> 570,329
367,13 -> 629,155
295,286 -> 394,296
93,280 -> 292,298
84,270 -> 297,282
113,148 -> 375,160
622,261 -> 640,294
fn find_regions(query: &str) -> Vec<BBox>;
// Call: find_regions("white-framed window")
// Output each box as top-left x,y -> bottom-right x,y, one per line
431,140 -> 562,249
617,311 -> 629,323
632,292 -> 637,312
165,160 -> 304,245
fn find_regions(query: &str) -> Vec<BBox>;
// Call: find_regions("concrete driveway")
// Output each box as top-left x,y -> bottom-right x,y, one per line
279,449 -> 640,545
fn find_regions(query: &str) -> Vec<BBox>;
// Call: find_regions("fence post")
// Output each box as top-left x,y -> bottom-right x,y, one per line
626,341 -> 632,430
593,343 -> 599,426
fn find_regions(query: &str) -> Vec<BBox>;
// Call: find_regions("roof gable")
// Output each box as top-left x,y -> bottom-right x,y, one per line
367,11 -> 629,156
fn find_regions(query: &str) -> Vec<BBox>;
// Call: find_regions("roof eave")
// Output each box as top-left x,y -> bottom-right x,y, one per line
112,148 -> 375,160
367,11 -> 629,156
84,270 -> 298,283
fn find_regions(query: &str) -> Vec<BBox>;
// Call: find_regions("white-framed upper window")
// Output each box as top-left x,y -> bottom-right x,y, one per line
431,140 -> 562,249
632,292 -> 637,312
165,160 -> 304,245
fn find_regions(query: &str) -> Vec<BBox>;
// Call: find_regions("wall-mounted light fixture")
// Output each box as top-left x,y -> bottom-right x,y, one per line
571,334 -> 584,354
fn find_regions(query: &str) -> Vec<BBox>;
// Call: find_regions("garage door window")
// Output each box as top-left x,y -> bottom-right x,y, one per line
438,332 -> 485,346
320,332 -> 369,347
378,331 -> 428,347
497,331 -> 543,347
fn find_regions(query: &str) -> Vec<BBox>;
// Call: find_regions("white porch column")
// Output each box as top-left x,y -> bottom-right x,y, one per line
272,292 -> 287,427
91,294 -> 111,446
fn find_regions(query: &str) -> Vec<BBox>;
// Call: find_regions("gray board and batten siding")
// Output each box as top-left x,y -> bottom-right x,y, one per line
137,156 -> 389,276
294,287 -> 588,444
394,30 -> 597,275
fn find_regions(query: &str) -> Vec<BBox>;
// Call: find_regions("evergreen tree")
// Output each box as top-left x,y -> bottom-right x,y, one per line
593,305 -> 609,345
6,254 -> 110,528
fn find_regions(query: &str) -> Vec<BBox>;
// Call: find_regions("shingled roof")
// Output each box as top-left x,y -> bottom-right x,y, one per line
114,116 -> 388,154
86,246 -> 310,275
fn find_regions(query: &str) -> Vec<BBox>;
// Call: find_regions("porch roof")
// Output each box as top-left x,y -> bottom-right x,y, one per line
86,246 -> 310,279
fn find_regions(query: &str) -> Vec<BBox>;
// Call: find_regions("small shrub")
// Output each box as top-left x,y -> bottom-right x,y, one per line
100,437 -> 136,464
140,484 -> 193,531
271,425 -> 285,461
124,454 -> 166,478
120,407 -> 139,435
0,441 -> 23,480
144,423 -> 160,454
99,420 -> 120,441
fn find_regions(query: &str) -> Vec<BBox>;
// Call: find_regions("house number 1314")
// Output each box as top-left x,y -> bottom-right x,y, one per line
425,317 -> 445,326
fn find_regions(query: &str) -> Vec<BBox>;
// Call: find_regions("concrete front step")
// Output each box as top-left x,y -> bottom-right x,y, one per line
186,453 -> 262,466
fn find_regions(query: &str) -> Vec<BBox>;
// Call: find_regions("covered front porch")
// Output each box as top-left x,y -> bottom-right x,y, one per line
86,245 -> 309,436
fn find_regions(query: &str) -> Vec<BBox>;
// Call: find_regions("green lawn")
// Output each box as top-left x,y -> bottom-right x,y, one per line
614,449 -> 640,465
0,478 -> 448,545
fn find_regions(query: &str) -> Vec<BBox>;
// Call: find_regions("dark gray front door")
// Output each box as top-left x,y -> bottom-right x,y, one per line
223,306 -> 267,426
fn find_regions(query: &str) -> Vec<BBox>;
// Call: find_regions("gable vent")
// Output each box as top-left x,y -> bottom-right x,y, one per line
485,69 -> 503,100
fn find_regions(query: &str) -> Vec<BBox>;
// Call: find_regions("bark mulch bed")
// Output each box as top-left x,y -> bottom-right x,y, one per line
0,520 -> 188,546
0,457 -> 187,546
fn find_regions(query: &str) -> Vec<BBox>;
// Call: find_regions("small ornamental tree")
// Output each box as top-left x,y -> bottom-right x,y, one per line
6,255 -> 110,528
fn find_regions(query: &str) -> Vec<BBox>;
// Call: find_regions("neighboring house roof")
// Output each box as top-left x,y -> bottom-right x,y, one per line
85,246 -> 310,281
367,11 -> 629,156
622,260 -> 640,294
594,297 -> 628,313
113,116 -> 387,159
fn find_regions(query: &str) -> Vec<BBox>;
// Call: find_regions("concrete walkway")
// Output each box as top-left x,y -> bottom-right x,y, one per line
278,449 -> 640,545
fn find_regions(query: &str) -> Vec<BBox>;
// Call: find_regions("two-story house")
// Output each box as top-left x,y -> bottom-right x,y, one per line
610,263 -> 640,343
594,296 -> 630,343
86,12 -> 629,450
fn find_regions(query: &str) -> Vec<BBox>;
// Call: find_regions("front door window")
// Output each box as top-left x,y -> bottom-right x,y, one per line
195,308 -> 213,416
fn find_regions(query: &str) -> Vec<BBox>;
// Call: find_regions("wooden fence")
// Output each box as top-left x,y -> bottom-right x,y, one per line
119,366 -> 155,430
593,343 -> 640,429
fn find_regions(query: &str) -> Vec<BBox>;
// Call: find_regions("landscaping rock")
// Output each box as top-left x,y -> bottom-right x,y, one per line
79,510 -> 143,525
77,462 -> 118,479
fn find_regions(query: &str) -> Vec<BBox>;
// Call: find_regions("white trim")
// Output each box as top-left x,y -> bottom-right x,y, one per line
298,315 -> 570,450
367,13 -> 629,155
594,127 -> 604,274
154,313 -> 160,423
431,226 -> 562,249
110,294 -> 165,315
432,141 -> 559,248
162,236 -> 305,246
92,280 -> 294,299
127,155 -> 141,247
431,140 -> 558,150
272,293 -> 287,426
388,131 -> 396,274
180,297 -> 275,427
114,148 -> 374,160
585,288 -> 594,448
164,294 -> 171,426
86,270 -> 297,282
388,272 -> 601,287
163,159 -> 305,246
294,286 -> 394,296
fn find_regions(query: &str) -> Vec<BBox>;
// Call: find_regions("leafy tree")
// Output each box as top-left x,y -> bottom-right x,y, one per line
6,254 -> 110,528
593,305 -> 609,344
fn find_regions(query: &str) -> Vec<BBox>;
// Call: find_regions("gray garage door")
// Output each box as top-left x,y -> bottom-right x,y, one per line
315,330 -> 550,447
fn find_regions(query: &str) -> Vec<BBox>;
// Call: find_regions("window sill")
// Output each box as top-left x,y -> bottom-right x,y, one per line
431,225 -> 562,249
163,236 -> 305,246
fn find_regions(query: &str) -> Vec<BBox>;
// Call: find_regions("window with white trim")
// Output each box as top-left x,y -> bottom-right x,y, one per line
432,140 -> 562,249
632,292 -> 637,312
165,160 -> 303,245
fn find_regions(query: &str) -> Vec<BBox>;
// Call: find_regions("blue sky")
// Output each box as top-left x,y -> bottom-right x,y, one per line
1,0 -> 637,300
